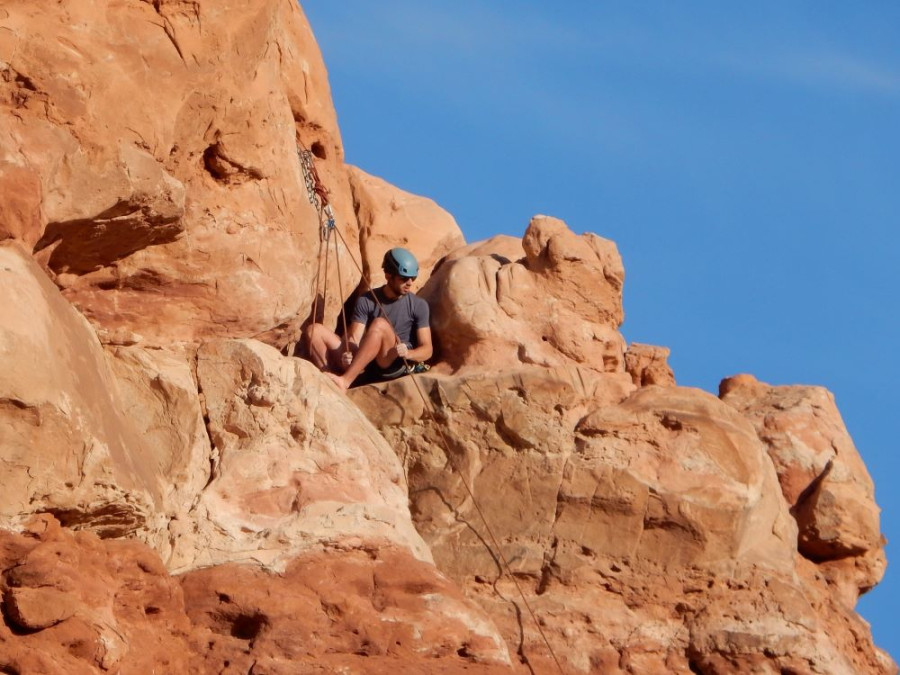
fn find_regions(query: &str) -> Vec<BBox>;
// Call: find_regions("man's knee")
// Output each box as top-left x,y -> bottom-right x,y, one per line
305,322 -> 330,338
368,317 -> 394,337
304,322 -> 340,349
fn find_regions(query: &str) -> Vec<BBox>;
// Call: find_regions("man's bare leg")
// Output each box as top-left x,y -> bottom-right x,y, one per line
303,323 -> 343,371
328,317 -> 397,391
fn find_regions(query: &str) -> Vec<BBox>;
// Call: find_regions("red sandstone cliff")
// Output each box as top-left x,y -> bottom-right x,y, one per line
0,1 -> 892,673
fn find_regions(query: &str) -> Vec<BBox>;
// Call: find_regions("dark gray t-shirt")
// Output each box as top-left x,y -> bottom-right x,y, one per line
351,288 -> 430,348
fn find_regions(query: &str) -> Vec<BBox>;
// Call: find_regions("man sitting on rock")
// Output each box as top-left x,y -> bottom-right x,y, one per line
304,247 -> 433,391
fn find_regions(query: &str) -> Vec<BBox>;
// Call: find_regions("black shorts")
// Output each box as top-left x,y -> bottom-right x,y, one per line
352,359 -> 429,387
353,358 -> 409,387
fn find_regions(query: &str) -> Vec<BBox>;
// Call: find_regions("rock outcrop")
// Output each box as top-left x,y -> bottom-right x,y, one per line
0,516 -> 199,674
423,216 -> 627,375
173,337 -> 432,572
720,374 -> 886,608
0,242 -> 161,538
349,165 -> 465,289
0,0 -> 462,349
351,365 -> 888,673
0,0 -> 892,673
0,517 -> 510,674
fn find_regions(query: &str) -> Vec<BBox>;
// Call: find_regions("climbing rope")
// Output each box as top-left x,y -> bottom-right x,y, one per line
296,141 -> 565,674
299,141 -> 350,362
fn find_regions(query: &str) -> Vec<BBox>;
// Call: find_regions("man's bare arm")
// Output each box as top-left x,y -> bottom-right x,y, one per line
339,321 -> 367,368
345,321 -> 366,350
404,326 -> 433,363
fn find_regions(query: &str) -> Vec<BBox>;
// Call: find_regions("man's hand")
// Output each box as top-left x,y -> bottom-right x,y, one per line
340,350 -> 354,368
395,342 -> 409,359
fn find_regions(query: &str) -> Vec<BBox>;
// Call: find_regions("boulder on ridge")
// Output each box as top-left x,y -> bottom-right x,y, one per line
720,373 -> 886,606
422,215 -> 627,375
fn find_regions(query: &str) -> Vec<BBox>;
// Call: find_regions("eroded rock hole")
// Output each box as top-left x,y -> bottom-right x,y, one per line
203,144 -> 228,180
311,141 -> 326,159
687,657 -> 705,674
660,414 -> 683,431
230,612 -> 267,641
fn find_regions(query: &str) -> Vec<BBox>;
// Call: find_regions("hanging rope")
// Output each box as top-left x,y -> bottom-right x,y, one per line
332,224 -> 351,358
296,142 -> 565,674
299,142 -> 351,362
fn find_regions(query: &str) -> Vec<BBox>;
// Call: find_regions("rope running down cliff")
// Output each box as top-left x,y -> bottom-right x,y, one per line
297,141 -> 566,675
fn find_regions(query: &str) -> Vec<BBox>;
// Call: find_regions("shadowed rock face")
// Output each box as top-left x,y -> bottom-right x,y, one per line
0,0 -> 893,673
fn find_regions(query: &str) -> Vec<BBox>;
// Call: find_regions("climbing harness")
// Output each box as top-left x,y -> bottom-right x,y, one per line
296,141 -> 565,674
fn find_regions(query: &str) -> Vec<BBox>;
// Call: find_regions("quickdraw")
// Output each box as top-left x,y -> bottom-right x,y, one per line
298,145 -> 336,241
299,141 -> 347,342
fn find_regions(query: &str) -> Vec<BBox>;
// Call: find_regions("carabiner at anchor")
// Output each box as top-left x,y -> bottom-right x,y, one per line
320,204 -> 336,241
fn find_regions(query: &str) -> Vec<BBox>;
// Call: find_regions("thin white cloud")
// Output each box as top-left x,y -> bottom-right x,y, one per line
785,51 -> 900,94
307,1 -> 585,69
719,49 -> 900,96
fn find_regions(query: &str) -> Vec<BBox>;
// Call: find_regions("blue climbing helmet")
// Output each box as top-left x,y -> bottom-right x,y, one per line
382,247 -> 419,278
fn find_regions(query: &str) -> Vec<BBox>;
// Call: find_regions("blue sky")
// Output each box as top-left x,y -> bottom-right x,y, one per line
302,1 -> 900,658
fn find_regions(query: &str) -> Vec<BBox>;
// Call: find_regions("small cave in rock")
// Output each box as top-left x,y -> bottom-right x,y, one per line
203,143 -> 230,181
202,143 -> 263,184
228,612 -> 268,641
659,414 -> 683,431
43,505 -> 142,540
310,141 -> 326,159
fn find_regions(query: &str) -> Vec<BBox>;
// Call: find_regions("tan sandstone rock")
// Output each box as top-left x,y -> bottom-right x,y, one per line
438,234 -> 525,267
422,216 -> 627,375
0,242 -> 160,537
1,1 -> 467,353
0,236 -> 512,661
0,161 -> 43,247
351,368 -> 843,672
625,342 -> 676,386
0,0 -> 893,671
168,338 -> 433,572
349,164 -> 465,289
0,0 -> 354,348
720,373 -> 885,605
103,344 -> 214,562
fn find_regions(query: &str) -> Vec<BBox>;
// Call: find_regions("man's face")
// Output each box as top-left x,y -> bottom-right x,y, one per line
386,272 -> 416,296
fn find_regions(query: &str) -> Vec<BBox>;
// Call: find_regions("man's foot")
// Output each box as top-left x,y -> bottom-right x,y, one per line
327,372 -> 350,392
